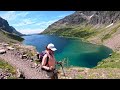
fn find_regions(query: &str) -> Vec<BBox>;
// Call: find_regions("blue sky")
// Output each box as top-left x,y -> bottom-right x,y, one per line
0,11 -> 75,34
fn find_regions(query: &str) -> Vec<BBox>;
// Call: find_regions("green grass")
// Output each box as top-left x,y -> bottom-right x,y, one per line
95,52 -> 120,68
77,75 -> 84,79
7,33 -> 24,42
0,29 -> 24,43
0,58 -> 16,75
41,22 -> 120,45
41,24 -> 98,40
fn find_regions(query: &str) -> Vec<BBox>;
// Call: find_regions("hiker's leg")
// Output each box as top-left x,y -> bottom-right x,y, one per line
53,69 -> 58,79
41,70 -> 51,79
54,73 -> 58,79
46,72 -> 54,79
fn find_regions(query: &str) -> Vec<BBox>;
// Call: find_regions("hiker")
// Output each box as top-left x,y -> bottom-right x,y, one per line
41,43 -> 61,79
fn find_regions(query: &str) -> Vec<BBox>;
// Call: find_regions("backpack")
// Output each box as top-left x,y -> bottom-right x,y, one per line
38,51 -> 49,66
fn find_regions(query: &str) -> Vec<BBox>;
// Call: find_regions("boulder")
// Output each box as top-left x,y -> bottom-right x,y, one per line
16,69 -> 21,78
0,49 -> 6,54
21,54 -> 28,59
7,47 -> 15,50
3,44 -> 9,47
109,53 -> 112,56
31,62 -> 38,68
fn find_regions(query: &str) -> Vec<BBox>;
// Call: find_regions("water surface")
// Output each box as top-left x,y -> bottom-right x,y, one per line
22,34 -> 113,68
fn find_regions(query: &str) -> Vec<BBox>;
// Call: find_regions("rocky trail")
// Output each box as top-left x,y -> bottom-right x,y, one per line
0,49 -> 49,79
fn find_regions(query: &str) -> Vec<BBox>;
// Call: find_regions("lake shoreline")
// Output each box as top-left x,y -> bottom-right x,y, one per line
57,35 -> 115,51
41,34 -> 110,48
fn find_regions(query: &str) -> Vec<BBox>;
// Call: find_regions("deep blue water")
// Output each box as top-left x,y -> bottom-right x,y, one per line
22,34 -> 113,68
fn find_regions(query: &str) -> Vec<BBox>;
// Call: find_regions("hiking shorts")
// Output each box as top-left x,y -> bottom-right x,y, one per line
41,68 -> 58,79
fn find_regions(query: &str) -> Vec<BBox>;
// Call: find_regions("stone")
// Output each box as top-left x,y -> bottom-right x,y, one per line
31,62 -> 38,68
7,47 -> 15,50
3,44 -> 9,47
16,69 -> 21,78
21,54 -> 28,59
0,49 -> 6,54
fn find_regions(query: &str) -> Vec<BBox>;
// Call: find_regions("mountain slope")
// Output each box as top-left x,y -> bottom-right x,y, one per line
42,11 -> 120,31
0,17 -> 24,43
0,17 -> 23,36
0,29 -> 24,43
41,11 -> 120,47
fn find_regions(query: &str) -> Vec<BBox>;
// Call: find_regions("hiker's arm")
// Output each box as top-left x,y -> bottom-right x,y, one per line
41,54 -> 50,70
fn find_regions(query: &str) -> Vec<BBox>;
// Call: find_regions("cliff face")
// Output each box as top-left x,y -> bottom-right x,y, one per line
0,17 -> 23,36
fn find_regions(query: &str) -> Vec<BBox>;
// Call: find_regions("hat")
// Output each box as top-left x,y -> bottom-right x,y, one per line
47,43 -> 57,51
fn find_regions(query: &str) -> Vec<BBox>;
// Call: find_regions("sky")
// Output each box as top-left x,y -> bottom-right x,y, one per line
0,11 -> 75,34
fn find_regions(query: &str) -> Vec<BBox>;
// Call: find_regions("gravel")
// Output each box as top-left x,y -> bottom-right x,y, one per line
0,50 -> 49,79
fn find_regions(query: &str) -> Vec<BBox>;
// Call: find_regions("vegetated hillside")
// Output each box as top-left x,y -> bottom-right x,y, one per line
0,17 -> 24,43
41,11 -> 120,44
0,29 -> 24,43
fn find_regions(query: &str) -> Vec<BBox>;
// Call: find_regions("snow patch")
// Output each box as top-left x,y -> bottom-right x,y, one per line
105,23 -> 113,28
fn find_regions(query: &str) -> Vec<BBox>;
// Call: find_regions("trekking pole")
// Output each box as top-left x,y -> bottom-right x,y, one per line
59,63 -> 66,78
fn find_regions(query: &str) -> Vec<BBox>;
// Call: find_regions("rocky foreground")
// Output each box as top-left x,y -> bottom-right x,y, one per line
0,43 -> 53,79
0,42 -> 120,79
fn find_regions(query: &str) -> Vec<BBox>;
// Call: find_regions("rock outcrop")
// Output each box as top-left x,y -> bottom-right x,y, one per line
0,17 -> 23,36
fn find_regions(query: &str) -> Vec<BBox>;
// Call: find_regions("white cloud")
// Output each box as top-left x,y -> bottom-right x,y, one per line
1,11 -> 29,21
18,28 -> 44,34
17,19 -> 58,34
13,18 -> 35,26
17,12 -> 29,17
35,19 -> 58,26
1,11 -> 16,21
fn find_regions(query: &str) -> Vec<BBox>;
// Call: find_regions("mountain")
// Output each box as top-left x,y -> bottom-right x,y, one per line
0,17 -> 23,36
0,17 -> 24,43
9,26 -> 24,36
42,11 -> 120,31
41,11 -> 120,45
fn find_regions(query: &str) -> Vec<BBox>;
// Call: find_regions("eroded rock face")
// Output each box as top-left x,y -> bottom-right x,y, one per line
43,11 -> 120,32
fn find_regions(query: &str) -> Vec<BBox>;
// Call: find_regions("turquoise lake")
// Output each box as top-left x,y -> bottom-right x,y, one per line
22,34 -> 113,68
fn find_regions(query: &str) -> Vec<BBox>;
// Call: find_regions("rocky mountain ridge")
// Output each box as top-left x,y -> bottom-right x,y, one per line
0,17 -> 23,36
42,11 -> 120,33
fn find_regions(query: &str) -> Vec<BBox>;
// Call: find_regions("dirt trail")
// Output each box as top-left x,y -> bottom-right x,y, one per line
0,50 -> 48,79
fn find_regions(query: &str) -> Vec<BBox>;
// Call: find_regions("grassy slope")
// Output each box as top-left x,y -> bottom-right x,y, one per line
0,58 -> 16,79
42,21 -> 120,44
0,58 -> 16,74
0,29 -> 24,43
95,51 -> 120,68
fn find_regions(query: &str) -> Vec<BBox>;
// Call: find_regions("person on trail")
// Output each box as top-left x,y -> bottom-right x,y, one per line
41,43 -> 61,79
